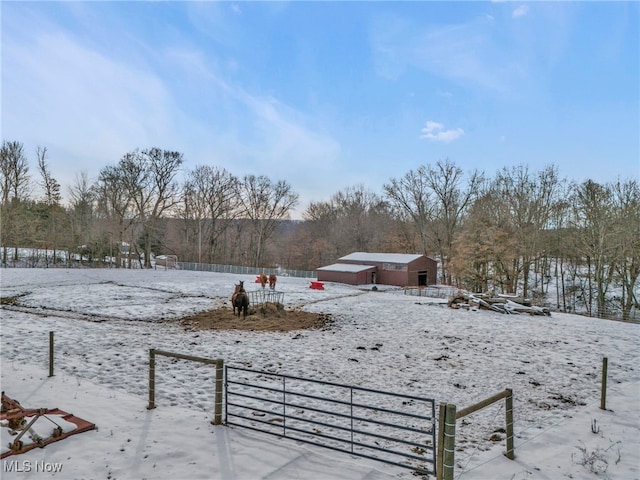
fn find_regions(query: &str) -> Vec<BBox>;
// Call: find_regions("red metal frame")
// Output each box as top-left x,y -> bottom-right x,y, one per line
1,392 -> 96,458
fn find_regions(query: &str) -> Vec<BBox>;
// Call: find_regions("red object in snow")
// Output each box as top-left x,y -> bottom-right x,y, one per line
1,391 -> 96,458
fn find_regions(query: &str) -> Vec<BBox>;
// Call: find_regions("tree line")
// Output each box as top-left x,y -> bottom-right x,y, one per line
1,140 -> 638,321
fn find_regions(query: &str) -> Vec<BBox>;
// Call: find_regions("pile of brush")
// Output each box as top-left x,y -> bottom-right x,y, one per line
448,292 -> 551,316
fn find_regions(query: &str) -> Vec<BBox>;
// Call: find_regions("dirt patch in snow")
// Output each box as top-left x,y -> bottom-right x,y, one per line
179,302 -> 332,332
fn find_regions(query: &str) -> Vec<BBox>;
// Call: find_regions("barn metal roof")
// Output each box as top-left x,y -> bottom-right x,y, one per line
338,252 -> 424,264
317,263 -> 377,273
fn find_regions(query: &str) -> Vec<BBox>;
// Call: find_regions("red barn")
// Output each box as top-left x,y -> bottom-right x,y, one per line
317,252 -> 437,287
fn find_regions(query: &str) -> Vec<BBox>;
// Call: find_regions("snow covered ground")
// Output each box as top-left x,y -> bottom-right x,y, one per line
0,268 -> 638,479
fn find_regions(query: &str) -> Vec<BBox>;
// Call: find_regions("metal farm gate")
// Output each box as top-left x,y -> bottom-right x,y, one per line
225,366 -> 436,476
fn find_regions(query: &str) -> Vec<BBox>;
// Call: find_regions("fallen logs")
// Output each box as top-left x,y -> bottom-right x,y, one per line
448,292 -> 551,316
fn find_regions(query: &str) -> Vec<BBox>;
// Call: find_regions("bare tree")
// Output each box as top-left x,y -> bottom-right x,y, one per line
302,200 -> 340,266
237,174 -> 298,267
68,172 -> 96,265
383,165 -> 434,256
425,160 -> 482,285
493,165 -> 564,297
36,147 -> 62,206
182,165 -> 240,263
300,185 -> 398,268
570,180 -> 617,318
545,196 -> 572,311
119,148 -> 183,268
451,185 -> 518,293
384,159 -> 481,284
611,179 -> 640,321
95,165 -> 134,267
333,184 -> 392,254
1,141 -> 31,204
1,140 -> 31,264
35,146 -> 64,265
181,177 -> 206,263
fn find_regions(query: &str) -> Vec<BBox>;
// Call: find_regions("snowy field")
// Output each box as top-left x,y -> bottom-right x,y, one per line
0,268 -> 638,480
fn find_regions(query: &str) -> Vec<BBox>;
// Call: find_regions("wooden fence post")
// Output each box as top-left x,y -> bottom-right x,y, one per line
505,388 -> 515,459
147,349 -> 156,410
48,331 -> 54,377
213,359 -> 224,425
600,357 -> 608,410
436,403 -> 446,480
442,403 -> 457,480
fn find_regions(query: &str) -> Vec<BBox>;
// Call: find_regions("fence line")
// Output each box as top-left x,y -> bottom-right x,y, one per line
177,262 -> 316,279
146,349 -> 225,425
404,286 -> 460,298
39,338 -> 615,478
436,389 -> 515,480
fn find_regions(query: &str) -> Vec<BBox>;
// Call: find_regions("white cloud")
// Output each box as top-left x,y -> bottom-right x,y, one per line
370,13 -> 528,96
420,121 -> 464,143
513,5 -> 530,18
423,120 -> 444,132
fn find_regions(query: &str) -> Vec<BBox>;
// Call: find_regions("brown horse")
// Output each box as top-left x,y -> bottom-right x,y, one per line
231,281 -> 249,318
259,273 -> 268,289
268,273 -> 277,290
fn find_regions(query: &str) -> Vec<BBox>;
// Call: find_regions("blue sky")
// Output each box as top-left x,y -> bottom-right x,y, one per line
2,1 -> 639,217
